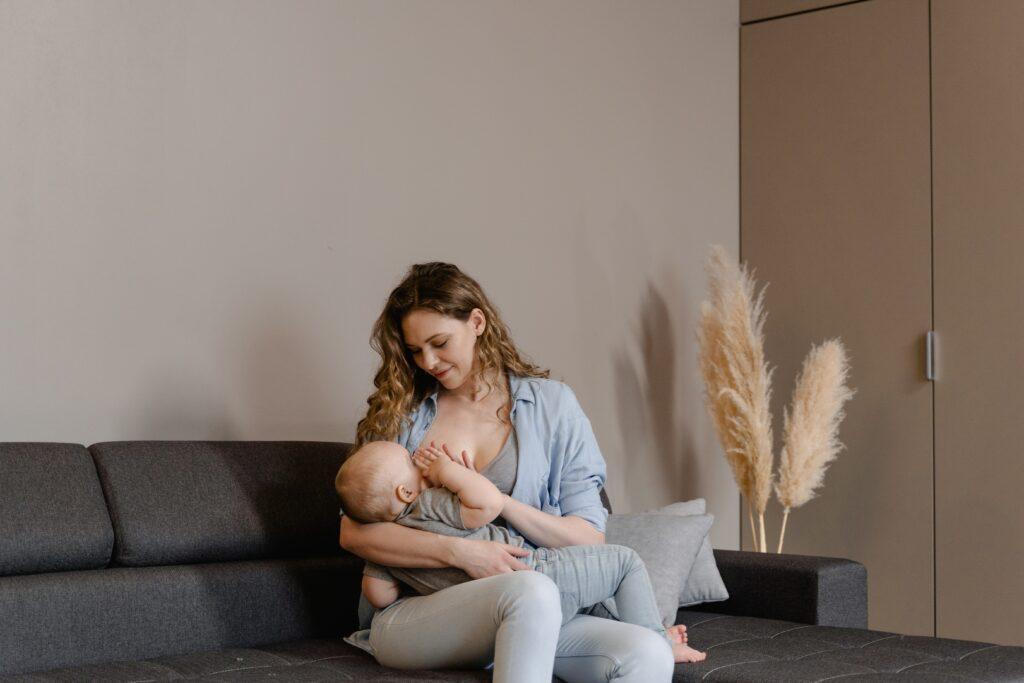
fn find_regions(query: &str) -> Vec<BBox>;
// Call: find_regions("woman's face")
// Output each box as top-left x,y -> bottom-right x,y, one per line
401,308 -> 485,389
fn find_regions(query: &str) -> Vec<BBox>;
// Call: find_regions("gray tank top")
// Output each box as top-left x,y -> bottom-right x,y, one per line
481,425 -> 518,531
480,425 -> 518,495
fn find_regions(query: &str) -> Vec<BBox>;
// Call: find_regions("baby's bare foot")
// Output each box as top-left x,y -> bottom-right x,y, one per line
667,624 -> 688,644
671,641 -> 706,663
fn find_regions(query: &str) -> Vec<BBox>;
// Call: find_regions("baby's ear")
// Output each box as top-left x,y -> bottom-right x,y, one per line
396,484 -> 416,503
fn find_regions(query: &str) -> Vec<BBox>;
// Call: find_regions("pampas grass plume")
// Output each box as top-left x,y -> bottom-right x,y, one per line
775,339 -> 855,552
697,245 -> 775,551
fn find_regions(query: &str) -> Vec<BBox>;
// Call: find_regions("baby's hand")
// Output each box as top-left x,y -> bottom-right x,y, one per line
412,445 -> 448,487
412,443 -> 443,472
437,440 -> 475,469
414,441 -> 474,470
424,456 -> 451,487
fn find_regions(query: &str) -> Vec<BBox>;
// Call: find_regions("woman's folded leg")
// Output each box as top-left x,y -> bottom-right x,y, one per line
369,571 -> 562,683
554,613 -> 675,683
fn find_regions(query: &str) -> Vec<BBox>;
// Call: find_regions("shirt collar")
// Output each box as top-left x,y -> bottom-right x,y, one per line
423,372 -> 536,411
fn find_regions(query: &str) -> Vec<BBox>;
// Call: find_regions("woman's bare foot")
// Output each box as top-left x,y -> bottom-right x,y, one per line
671,641 -> 707,663
667,624 -> 688,644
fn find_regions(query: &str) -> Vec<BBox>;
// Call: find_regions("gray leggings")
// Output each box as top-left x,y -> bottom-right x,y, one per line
368,570 -> 674,683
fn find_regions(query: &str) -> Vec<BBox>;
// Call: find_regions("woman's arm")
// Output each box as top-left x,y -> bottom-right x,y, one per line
339,514 -> 531,577
339,514 -> 457,568
415,442 -> 602,547
499,384 -> 609,548
500,496 -> 605,548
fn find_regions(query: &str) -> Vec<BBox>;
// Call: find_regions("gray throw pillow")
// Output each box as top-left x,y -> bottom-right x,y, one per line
605,512 -> 714,626
658,499 -> 730,607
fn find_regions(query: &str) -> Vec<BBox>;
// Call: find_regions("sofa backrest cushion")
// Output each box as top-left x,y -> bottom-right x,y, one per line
0,442 -> 114,576
90,441 -> 350,566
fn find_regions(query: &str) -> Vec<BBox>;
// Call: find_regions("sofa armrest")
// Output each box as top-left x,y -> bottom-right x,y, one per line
681,549 -> 867,628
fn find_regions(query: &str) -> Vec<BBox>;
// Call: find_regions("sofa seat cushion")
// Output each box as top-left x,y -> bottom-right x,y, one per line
0,639 -> 490,681
0,557 -> 364,677
9,611 -> 1024,682
674,610 -> 1024,682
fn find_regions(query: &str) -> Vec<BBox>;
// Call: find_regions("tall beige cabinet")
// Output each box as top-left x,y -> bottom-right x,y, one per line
741,0 -> 1024,645
931,0 -> 1024,646
740,0 -> 934,637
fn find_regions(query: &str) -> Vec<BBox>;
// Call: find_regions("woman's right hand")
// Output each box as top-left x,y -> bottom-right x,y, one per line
451,538 -> 531,579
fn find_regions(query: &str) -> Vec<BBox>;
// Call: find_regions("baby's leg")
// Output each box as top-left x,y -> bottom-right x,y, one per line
580,546 -> 705,663
529,544 -> 706,664
527,544 -> 663,633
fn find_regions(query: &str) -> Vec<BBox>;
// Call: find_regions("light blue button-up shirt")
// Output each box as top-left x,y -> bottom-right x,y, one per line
342,374 -> 609,643
393,373 -> 609,543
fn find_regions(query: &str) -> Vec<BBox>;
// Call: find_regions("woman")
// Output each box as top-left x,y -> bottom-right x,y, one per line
339,262 -> 674,682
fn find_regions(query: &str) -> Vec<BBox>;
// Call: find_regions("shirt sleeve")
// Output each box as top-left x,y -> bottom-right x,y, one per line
407,488 -> 466,530
555,385 -> 609,533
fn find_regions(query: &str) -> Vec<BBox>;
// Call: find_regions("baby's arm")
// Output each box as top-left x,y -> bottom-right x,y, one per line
420,449 -> 506,529
362,573 -> 401,609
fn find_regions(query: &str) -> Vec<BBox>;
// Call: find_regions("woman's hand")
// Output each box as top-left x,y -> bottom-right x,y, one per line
450,537 -> 531,579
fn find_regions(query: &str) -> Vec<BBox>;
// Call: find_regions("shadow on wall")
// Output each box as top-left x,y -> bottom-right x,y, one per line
614,280 -> 700,509
569,212 -> 707,513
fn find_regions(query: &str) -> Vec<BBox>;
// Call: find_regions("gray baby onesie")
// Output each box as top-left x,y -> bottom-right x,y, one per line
363,427 -> 522,594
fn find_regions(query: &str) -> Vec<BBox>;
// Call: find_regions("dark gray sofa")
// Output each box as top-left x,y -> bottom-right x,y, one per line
1,441 -> 1022,682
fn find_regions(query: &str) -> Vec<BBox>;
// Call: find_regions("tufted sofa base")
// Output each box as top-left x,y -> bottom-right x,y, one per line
9,614 -> 1024,683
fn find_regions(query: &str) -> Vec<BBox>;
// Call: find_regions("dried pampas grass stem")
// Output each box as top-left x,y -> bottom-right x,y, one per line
775,339 -> 855,553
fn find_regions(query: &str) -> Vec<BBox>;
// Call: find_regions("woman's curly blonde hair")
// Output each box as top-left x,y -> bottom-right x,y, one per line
353,262 -> 550,449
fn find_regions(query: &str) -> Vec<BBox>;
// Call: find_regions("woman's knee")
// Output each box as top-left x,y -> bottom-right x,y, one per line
493,570 -> 562,623
618,628 -> 674,681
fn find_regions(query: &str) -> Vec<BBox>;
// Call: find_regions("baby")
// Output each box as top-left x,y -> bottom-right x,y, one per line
335,440 -> 707,664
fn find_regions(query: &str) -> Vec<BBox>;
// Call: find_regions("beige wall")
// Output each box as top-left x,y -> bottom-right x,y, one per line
0,1 -> 739,547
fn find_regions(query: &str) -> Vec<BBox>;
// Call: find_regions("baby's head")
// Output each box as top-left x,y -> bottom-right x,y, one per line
335,441 -> 426,523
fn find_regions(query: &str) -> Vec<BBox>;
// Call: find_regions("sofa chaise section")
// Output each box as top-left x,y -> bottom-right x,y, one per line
674,551 -> 1024,682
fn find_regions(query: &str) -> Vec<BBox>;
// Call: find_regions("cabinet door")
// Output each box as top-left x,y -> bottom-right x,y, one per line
741,0 -> 933,635
933,0 -> 1024,647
